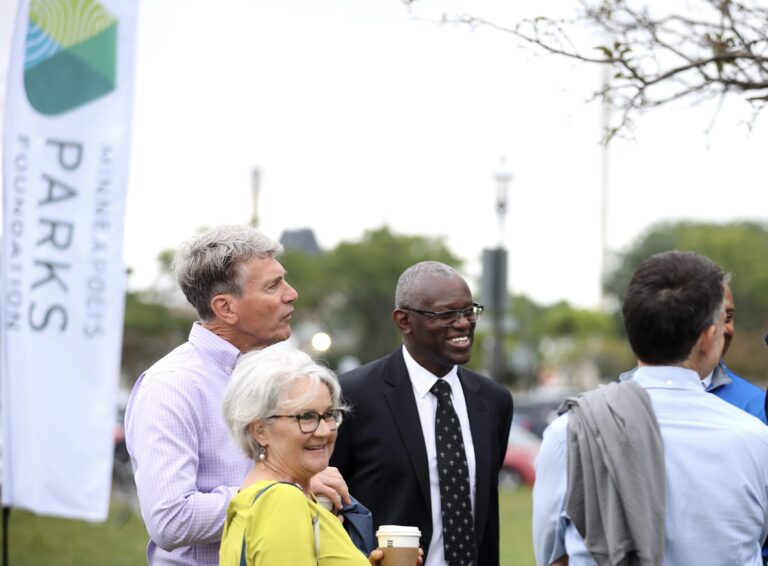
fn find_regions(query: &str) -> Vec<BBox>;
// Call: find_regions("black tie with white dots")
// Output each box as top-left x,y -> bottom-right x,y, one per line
430,378 -> 476,566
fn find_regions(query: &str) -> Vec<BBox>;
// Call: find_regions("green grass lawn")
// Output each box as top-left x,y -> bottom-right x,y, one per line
3,486 -> 533,565
3,500 -> 148,566
500,485 -> 535,566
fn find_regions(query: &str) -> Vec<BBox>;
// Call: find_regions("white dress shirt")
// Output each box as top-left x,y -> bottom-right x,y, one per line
402,345 -> 477,566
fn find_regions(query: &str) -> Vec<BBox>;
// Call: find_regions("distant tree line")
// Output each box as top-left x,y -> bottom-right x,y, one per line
121,221 -> 768,389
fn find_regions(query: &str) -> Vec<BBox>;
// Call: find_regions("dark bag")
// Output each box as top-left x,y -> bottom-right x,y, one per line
340,496 -> 376,556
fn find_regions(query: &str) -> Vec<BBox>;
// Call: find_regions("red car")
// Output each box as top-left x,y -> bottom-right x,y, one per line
499,422 -> 541,489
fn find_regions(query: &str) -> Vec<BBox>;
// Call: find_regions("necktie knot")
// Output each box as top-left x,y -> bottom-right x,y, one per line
431,379 -> 452,400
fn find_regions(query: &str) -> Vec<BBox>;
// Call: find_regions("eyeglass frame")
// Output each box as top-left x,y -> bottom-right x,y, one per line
398,302 -> 485,326
268,408 -> 347,433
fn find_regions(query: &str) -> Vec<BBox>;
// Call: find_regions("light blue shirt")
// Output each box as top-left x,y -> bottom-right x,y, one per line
125,323 -> 251,565
533,365 -> 768,566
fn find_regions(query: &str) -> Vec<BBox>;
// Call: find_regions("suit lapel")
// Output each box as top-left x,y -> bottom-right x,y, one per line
382,350 -> 432,511
460,369 -> 492,544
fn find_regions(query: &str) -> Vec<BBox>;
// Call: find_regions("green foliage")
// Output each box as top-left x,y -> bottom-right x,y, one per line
508,295 -> 631,386
123,226 -> 461,381
281,248 -> 329,312
121,291 -> 195,385
281,226 -> 462,365
590,336 -> 637,383
125,224 -> 638,387
605,220 -> 768,329
538,301 -> 616,337
539,303 -> 632,380
122,292 -> 192,335
156,248 -> 175,274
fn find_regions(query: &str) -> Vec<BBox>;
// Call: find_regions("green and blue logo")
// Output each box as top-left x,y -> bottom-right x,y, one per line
24,0 -> 118,115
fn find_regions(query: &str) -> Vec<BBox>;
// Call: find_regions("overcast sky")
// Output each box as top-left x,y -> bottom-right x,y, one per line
2,0 -> 767,308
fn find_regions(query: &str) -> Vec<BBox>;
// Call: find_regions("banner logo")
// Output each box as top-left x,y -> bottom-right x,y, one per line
24,0 -> 117,115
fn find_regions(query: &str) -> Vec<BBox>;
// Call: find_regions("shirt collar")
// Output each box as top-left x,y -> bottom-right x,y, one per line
707,361 -> 732,391
628,365 -> 705,392
189,322 -> 242,375
401,345 -> 460,399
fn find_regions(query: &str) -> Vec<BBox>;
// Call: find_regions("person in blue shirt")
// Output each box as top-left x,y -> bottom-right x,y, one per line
706,284 -> 767,423
533,252 -> 768,566
715,284 -> 768,566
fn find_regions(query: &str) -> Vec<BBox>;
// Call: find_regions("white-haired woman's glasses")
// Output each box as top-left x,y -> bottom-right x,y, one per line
269,408 -> 346,433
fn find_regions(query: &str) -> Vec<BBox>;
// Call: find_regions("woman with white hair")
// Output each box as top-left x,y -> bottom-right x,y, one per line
220,347 -> 417,565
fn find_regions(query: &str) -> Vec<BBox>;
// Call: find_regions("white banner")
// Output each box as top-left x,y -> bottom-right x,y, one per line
1,0 -> 138,521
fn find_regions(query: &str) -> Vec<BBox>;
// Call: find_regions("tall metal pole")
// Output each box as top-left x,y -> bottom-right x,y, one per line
600,63 -> 610,309
2,504 -> 9,566
491,159 -> 511,381
250,168 -> 261,228
599,3 -> 613,310
495,164 -> 511,248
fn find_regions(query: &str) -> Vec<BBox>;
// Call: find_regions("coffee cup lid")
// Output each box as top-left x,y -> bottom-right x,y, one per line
375,525 -> 421,537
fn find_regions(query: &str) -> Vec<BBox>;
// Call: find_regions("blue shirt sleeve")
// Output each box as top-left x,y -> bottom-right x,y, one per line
532,414 -> 570,566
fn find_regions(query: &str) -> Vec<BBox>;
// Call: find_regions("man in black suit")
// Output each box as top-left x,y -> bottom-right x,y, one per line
331,261 -> 514,566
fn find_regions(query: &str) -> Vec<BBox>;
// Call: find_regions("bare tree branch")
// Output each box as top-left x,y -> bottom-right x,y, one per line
411,0 -> 768,140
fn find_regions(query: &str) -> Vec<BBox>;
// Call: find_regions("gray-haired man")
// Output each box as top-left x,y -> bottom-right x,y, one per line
125,225 -> 349,565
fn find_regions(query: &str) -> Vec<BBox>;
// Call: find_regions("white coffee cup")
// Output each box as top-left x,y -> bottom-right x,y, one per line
316,495 -> 335,513
375,525 -> 421,566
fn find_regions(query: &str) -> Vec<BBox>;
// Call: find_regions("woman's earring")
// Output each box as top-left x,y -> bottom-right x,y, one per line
258,445 -> 266,462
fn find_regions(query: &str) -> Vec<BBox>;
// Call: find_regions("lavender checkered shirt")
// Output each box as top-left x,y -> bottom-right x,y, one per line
125,323 -> 251,565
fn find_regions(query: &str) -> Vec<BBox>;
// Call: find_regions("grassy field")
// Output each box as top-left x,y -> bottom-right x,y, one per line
3,501 -> 148,566
500,485 -> 535,566
3,486 -> 534,565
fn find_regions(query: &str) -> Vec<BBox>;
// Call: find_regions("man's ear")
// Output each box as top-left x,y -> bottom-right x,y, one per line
699,324 -> 717,354
393,309 -> 411,334
696,323 -> 717,358
689,322 -> 719,378
210,294 -> 237,324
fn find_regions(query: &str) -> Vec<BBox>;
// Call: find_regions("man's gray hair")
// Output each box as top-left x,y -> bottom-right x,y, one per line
173,225 -> 283,320
222,347 -> 346,461
395,261 -> 462,309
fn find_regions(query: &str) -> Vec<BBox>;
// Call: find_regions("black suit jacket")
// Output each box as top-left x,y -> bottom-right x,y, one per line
330,348 -> 514,565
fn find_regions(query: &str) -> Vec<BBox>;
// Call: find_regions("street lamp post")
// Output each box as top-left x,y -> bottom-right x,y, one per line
494,164 -> 512,247
484,158 -> 511,381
